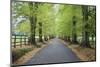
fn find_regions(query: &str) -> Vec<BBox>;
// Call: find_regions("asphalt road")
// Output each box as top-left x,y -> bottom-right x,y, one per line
25,38 -> 80,65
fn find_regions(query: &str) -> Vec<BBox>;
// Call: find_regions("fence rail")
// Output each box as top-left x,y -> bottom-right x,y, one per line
12,34 -> 29,48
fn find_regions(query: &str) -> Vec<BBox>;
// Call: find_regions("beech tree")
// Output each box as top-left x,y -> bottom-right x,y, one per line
12,1 -> 96,48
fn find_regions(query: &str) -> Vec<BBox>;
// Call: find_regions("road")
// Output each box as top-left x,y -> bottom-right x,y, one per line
25,38 -> 80,65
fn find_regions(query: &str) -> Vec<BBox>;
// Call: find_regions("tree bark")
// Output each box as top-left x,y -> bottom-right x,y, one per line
67,36 -> 70,42
44,35 -> 48,41
29,16 -> 36,45
29,2 -> 37,45
81,6 -> 91,47
39,22 -> 43,42
72,16 -> 78,44
91,34 -> 94,45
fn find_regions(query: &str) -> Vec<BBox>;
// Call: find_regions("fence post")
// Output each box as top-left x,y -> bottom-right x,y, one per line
20,35 -> 22,47
24,35 -> 26,46
26,36 -> 27,45
26,35 -> 28,45
28,37 -> 30,45
14,35 -> 16,48
12,34 -> 29,48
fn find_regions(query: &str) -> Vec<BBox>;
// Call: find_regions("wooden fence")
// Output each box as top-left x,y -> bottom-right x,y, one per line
12,34 -> 29,48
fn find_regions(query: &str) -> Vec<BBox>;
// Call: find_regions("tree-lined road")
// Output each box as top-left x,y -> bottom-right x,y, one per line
25,38 -> 80,65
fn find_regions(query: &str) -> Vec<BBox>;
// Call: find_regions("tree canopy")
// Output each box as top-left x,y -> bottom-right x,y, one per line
11,1 -> 96,47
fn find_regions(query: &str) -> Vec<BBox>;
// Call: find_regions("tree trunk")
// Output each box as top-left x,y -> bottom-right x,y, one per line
44,35 -> 48,41
67,36 -> 70,42
29,16 -> 36,45
91,34 -> 94,45
72,16 -> 78,44
29,2 -> 37,45
81,5 -> 91,47
39,22 -> 43,42
64,36 -> 68,41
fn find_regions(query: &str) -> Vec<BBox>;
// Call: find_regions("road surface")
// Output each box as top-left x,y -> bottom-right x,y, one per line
25,38 -> 80,65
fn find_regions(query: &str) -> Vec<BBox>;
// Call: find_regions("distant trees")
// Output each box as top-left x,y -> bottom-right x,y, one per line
38,22 -> 43,42
56,5 -> 96,47
57,5 -> 82,43
72,16 -> 78,44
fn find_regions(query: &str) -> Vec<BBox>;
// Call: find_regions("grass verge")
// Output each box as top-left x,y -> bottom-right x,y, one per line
61,40 -> 96,61
12,48 -> 33,63
12,42 -> 49,65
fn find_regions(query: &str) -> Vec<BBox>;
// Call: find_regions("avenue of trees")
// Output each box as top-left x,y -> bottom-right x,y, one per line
11,1 -> 96,48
